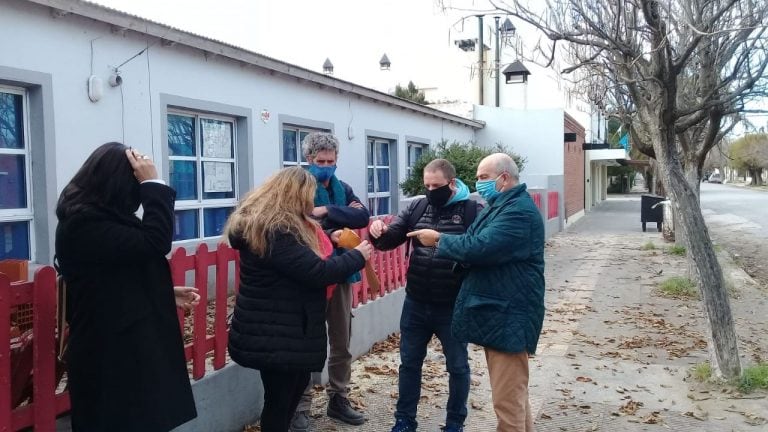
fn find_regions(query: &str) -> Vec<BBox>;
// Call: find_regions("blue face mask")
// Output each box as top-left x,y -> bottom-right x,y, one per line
476,175 -> 502,201
308,164 -> 337,182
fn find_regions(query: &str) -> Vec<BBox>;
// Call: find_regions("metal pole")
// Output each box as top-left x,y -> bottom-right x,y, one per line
494,16 -> 500,107
477,15 -> 484,105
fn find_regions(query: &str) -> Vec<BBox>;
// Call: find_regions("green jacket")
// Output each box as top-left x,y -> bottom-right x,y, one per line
436,183 -> 545,354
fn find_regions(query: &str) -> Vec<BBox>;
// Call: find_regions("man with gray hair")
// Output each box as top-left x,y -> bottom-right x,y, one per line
290,132 -> 370,431
408,153 -> 544,431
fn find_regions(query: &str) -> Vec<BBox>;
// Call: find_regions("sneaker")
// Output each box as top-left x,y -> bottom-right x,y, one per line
441,425 -> 464,432
391,418 -> 417,432
327,394 -> 365,425
288,410 -> 309,432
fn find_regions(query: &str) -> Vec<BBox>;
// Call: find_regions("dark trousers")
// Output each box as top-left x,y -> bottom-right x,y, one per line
395,295 -> 470,427
259,369 -> 311,432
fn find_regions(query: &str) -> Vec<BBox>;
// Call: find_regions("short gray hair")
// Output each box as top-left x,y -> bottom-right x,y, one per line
489,153 -> 519,180
302,132 -> 339,159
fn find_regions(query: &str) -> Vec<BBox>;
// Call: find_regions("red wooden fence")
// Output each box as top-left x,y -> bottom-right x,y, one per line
1,267 -> 69,432
547,191 -> 559,219
169,243 -> 241,381
351,215 -> 409,308
531,192 -> 542,210
1,218 -> 409,430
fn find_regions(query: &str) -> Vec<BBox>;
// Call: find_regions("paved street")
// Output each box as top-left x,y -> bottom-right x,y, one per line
700,183 -> 768,287
700,182 -> 768,238
247,195 -> 767,432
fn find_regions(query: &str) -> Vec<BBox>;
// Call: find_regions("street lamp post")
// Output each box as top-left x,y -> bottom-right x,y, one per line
470,15 -> 517,107
494,16 -> 500,107
477,15 -> 484,106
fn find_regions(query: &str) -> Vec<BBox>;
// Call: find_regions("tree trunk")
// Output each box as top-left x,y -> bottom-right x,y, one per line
654,134 -> 741,379
675,162 -> 701,283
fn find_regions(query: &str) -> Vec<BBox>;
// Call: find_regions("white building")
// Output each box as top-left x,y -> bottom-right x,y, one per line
0,0 -> 483,264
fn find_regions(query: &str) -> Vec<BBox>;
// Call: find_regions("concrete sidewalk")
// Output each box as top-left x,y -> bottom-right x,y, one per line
249,196 -> 767,431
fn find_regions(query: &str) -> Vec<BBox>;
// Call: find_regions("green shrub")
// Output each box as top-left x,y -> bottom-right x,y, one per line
739,363 -> 768,393
658,277 -> 698,299
668,245 -> 687,256
692,362 -> 712,382
641,241 -> 657,250
400,140 -> 527,196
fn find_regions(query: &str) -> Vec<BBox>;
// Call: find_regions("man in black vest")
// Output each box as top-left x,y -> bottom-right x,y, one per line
369,159 -> 479,432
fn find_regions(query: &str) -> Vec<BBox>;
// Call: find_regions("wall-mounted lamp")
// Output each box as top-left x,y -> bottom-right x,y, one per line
87,75 -> 103,102
108,72 -> 123,87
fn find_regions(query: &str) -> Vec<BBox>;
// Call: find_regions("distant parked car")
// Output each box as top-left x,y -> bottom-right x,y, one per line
708,173 -> 722,183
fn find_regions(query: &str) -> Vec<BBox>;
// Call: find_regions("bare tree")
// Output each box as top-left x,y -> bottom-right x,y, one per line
438,0 -> 768,379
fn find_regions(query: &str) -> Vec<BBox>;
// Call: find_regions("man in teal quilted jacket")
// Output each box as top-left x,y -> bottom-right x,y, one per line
408,153 -> 545,431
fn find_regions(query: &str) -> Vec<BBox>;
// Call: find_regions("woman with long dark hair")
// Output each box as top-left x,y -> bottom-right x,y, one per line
55,142 -> 198,431
224,166 -> 372,432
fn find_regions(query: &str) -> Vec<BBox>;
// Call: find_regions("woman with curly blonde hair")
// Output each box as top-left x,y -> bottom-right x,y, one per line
224,166 -> 372,432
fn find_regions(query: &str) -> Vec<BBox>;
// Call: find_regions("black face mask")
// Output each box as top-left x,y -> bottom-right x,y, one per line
426,184 -> 453,208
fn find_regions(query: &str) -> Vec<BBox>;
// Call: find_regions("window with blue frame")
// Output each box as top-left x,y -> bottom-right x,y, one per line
0,87 -> 32,260
281,125 -> 330,167
367,137 -> 395,216
168,112 -> 236,242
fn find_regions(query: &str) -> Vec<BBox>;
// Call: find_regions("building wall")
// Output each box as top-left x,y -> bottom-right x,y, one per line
474,105 -> 565,176
0,0 -> 476,263
564,114 -> 585,219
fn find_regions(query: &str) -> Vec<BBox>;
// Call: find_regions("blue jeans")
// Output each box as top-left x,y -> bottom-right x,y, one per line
395,295 -> 470,427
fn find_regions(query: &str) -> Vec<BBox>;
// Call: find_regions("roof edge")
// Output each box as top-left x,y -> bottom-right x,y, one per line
26,0 -> 484,129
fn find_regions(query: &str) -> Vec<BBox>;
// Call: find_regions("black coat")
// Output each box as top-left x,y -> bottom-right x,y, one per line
372,199 -> 479,304
228,229 -> 365,372
55,183 -> 196,432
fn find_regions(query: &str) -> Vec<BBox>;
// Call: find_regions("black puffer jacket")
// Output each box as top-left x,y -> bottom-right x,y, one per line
371,198 -> 479,304
228,229 -> 365,372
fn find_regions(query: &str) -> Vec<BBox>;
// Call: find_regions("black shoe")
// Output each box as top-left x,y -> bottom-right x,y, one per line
327,394 -> 365,425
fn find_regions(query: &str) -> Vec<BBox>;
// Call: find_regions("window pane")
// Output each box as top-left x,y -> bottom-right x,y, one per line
167,114 -> 195,156
201,119 -> 233,158
204,207 -> 234,237
409,145 -> 424,167
414,146 -> 423,163
173,210 -> 199,241
377,168 -> 390,192
376,198 -> 390,216
0,92 -> 23,149
169,160 -> 197,200
367,168 -> 375,193
0,154 -> 27,209
282,129 -> 298,163
367,198 -> 376,216
377,142 -> 390,166
367,139 -> 374,165
0,221 -> 30,260
202,162 -> 235,200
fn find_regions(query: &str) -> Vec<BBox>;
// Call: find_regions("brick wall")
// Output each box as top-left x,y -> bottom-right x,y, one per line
564,114 -> 585,219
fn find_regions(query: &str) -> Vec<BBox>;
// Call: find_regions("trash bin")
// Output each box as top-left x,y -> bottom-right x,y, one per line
640,194 -> 664,232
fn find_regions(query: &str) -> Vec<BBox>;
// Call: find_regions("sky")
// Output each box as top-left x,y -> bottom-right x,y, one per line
88,0 -> 504,99
87,0 -> 766,133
